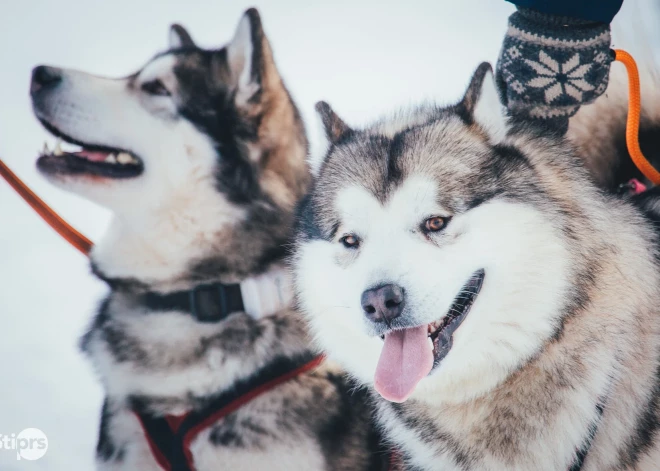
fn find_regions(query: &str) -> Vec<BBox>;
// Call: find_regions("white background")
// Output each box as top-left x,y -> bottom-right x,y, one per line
0,1 -> 518,469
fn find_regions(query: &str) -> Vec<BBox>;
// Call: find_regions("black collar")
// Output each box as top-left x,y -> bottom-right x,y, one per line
142,282 -> 244,323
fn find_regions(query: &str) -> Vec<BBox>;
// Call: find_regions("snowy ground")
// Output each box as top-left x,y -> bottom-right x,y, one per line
0,1 -> 514,469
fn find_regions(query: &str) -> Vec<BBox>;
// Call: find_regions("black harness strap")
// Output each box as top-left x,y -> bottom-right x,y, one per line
142,282 -> 244,323
133,352 -> 321,471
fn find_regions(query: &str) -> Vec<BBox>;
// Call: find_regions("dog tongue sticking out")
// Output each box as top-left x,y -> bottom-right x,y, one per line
374,326 -> 434,402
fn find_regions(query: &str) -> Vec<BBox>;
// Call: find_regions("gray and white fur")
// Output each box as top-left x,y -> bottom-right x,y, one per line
294,59 -> 660,470
30,9 -> 383,471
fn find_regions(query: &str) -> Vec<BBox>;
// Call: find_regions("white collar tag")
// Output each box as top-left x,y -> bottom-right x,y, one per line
239,267 -> 294,319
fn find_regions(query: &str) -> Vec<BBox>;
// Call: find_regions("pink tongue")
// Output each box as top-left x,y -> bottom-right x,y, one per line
75,150 -> 109,162
374,326 -> 434,402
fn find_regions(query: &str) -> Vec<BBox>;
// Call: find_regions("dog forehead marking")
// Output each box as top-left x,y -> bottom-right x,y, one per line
335,175 -> 442,233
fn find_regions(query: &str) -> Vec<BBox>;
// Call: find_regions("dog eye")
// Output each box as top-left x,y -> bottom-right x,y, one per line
423,216 -> 448,233
141,79 -> 170,97
339,234 -> 360,249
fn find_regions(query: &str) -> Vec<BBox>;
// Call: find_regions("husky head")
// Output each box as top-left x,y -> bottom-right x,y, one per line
30,9 -> 309,288
295,63 -> 581,405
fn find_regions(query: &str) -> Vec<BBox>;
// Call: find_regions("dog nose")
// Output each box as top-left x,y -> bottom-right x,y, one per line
361,284 -> 405,324
31,66 -> 62,95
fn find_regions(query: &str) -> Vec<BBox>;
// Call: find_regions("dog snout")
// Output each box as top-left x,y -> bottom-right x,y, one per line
31,66 -> 63,96
361,284 -> 405,325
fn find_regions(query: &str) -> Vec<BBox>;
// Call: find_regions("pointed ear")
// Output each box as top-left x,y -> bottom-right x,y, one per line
315,101 -> 353,144
227,8 -> 277,103
308,102 -> 353,175
169,24 -> 195,49
461,62 -> 508,143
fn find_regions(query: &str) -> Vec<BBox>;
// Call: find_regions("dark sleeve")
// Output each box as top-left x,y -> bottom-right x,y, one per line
506,0 -> 623,24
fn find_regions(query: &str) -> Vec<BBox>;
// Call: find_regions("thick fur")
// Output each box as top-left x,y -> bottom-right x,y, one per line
294,62 -> 660,470
31,10 -> 382,470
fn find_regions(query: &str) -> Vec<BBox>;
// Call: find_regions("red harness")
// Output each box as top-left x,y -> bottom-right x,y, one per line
133,354 -> 325,471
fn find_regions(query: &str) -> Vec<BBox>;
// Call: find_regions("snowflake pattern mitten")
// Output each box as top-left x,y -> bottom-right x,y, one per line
496,8 -> 612,132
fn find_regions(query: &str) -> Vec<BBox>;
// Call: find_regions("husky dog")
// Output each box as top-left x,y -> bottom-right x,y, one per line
293,62 -> 660,470
30,9 -> 384,470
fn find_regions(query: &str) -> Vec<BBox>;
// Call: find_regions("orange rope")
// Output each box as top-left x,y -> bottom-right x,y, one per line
613,49 -> 660,185
0,159 -> 92,255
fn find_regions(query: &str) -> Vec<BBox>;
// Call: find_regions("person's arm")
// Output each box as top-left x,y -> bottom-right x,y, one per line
507,0 -> 623,24
496,1 -> 623,133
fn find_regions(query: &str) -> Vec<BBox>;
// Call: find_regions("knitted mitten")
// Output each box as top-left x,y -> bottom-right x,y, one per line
496,8 -> 612,133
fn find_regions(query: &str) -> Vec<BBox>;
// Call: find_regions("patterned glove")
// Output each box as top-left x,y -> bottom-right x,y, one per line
496,8 -> 613,133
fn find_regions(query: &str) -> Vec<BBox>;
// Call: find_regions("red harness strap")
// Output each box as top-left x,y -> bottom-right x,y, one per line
388,449 -> 404,471
133,354 -> 325,471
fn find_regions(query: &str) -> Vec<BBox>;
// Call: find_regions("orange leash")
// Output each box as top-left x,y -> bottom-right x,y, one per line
613,49 -> 660,186
0,159 -> 92,255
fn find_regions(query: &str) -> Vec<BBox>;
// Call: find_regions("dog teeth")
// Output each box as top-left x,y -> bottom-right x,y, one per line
53,139 -> 63,156
105,154 -> 117,164
42,142 -> 50,155
116,152 -> 133,164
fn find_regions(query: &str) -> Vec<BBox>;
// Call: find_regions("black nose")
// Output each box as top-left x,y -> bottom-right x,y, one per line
31,66 -> 62,95
361,284 -> 405,325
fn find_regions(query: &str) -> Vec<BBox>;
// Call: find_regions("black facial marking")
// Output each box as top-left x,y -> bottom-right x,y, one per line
386,133 -> 405,187
295,192 -> 326,241
170,49 -> 262,204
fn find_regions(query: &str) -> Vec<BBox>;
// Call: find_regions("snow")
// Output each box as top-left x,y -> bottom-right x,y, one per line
0,1 -> 512,469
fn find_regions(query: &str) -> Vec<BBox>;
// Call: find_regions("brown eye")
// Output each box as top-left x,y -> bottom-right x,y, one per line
141,79 -> 170,97
340,234 -> 360,249
424,216 -> 447,233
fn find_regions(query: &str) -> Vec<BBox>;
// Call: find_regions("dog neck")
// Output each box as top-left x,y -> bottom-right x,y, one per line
91,182 -> 246,291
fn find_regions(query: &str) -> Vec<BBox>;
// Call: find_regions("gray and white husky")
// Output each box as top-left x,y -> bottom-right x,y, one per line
294,60 -> 660,470
30,9 -> 383,471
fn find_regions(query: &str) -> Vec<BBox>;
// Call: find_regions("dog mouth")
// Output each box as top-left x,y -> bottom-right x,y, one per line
427,269 -> 485,366
36,120 -> 143,179
374,269 -> 485,403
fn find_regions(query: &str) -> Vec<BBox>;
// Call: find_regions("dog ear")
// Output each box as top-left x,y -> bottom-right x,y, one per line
227,8 -> 277,104
169,24 -> 195,49
308,101 -> 353,174
461,62 -> 508,143
315,101 -> 353,144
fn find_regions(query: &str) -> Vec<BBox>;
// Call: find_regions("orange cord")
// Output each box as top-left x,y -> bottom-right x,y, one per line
613,49 -> 660,185
0,159 -> 92,255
